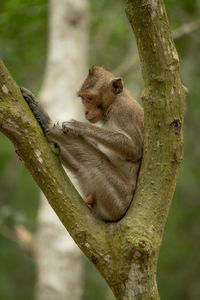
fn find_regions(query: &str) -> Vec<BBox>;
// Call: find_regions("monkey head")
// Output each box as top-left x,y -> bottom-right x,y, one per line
78,66 -> 123,123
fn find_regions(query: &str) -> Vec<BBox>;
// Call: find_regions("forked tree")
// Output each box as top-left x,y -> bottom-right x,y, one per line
0,0 -> 186,299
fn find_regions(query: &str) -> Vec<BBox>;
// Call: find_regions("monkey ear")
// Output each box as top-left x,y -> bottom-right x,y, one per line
89,65 -> 96,75
111,77 -> 123,94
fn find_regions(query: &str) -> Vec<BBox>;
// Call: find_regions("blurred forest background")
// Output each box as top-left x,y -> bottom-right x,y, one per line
0,0 -> 200,299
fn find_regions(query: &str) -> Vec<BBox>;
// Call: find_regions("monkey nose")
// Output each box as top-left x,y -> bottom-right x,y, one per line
85,111 -> 89,117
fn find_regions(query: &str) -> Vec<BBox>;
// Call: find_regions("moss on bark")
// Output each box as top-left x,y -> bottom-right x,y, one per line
0,1 -> 187,298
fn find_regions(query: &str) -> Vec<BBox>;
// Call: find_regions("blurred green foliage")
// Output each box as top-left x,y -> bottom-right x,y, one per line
0,0 -> 47,90
0,0 -> 200,299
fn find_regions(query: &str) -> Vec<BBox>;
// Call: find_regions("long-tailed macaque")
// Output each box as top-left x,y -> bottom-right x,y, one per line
21,66 -> 144,221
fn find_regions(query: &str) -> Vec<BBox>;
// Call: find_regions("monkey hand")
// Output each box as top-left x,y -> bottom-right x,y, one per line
62,120 -> 90,136
20,87 -> 51,131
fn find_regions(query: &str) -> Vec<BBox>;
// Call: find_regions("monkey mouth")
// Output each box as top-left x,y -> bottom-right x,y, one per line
88,117 -> 97,123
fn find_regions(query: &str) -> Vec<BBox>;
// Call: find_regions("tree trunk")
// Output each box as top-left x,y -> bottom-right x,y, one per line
35,0 -> 88,300
0,0 -> 187,298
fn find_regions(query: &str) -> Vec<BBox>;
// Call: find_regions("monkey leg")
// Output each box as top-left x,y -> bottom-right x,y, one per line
46,125 -> 135,221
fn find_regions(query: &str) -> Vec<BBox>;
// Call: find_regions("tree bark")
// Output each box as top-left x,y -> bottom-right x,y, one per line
35,1 -> 89,299
113,18 -> 200,77
0,0 -> 187,298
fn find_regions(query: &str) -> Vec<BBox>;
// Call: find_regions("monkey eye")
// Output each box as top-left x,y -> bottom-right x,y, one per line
86,95 -> 93,101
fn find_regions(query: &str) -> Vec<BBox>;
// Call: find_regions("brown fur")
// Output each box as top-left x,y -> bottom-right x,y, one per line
21,66 -> 144,221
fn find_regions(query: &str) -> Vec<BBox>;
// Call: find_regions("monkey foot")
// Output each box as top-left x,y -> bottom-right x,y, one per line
86,193 -> 95,206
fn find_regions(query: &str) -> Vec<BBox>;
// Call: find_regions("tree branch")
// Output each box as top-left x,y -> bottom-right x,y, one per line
0,59 -> 109,270
0,59 -> 149,295
173,18 -> 200,40
0,223 -> 35,253
114,18 -> 200,76
0,0 -> 187,296
124,0 -> 187,233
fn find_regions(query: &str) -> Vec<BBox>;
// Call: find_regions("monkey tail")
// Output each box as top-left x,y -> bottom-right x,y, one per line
20,87 -> 51,131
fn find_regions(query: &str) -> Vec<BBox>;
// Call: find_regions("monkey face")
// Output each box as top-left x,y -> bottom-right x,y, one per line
80,92 -> 104,123
77,66 -> 124,123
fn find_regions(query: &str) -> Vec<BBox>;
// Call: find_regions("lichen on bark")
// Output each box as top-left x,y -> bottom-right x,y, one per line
0,0 -> 187,298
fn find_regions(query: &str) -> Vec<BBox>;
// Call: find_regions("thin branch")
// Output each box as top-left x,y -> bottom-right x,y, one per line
14,225 -> 35,252
0,223 -> 34,253
114,19 -> 200,76
0,224 -> 18,243
113,53 -> 139,77
173,19 -> 200,40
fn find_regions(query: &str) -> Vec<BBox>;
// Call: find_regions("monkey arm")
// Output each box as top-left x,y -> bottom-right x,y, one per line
62,120 -> 142,161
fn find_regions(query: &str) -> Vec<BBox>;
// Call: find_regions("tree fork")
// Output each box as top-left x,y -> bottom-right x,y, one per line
0,0 -> 187,298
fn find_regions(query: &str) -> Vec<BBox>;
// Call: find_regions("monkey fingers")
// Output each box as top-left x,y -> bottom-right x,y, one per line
46,124 -> 58,135
20,87 -> 50,131
62,120 -> 84,136
21,87 -> 38,114
86,193 -> 95,206
20,87 -> 34,103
